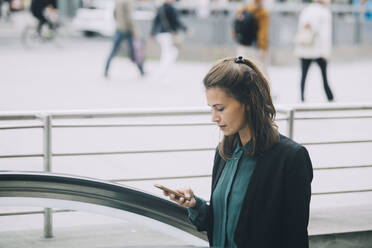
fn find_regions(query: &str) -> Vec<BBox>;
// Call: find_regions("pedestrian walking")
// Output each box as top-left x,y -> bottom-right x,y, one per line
0,0 -> 11,21
104,0 -> 144,78
161,56 -> 313,248
233,0 -> 269,74
0,0 -> 3,20
295,0 -> 334,102
150,0 -> 187,83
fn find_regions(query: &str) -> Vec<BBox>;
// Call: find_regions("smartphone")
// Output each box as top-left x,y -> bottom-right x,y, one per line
154,184 -> 191,201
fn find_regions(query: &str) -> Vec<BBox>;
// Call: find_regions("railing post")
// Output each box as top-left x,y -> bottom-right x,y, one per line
44,208 -> 53,238
288,109 -> 295,140
43,115 -> 53,238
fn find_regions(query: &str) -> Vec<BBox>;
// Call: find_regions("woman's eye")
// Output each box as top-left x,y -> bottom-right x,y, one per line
217,108 -> 224,112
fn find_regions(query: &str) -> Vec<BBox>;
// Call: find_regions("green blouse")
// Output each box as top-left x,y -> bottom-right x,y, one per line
189,139 -> 257,247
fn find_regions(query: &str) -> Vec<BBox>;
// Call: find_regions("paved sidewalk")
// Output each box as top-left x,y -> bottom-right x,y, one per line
0,38 -> 371,112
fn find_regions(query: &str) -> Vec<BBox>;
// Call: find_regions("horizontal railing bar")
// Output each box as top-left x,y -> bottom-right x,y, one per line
0,115 -> 41,121
0,106 -> 370,122
52,119 -> 293,128
3,143 -> 370,159
275,117 -> 289,121
0,104 -> 370,118
301,139 -> 372,146
0,209 -> 73,217
53,147 -> 215,157
4,140 -> 370,158
2,117 -> 371,128
0,154 -> 43,159
53,123 -> 215,128
276,108 -> 291,115
312,189 -> 372,195
109,174 -> 212,183
0,125 -> 43,130
294,116 -> 372,121
314,164 -> 372,170
292,104 -> 372,112
49,108 -> 212,119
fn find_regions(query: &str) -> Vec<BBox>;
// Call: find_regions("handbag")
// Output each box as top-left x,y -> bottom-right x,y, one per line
127,36 -> 145,75
131,37 -> 145,65
295,24 -> 316,47
171,32 -> 184,49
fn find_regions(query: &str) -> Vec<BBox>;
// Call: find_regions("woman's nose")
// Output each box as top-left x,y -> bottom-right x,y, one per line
211,110 -> 220,123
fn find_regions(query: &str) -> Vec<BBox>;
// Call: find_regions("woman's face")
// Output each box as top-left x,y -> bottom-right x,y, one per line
206,87 -> 250,138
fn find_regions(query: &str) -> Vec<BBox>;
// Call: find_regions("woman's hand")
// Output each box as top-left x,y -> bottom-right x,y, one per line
164,188 -> 196,208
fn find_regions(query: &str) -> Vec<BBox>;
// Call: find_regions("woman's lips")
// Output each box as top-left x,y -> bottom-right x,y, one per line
219,125 -> 226,130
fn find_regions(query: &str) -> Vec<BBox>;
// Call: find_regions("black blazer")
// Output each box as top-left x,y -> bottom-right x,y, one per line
196,134 -> 313,248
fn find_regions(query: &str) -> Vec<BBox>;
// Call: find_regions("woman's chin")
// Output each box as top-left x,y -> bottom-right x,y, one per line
222,130 -> 233,136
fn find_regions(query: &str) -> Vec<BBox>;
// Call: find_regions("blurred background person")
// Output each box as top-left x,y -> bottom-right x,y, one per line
104,0 -> 145,78
232,0 -> 269,75
0,0 -> 3,20
150,0 -> 188,83
0,0 -> 11,21
294,0 -> 334,103
30,0 -> 57,36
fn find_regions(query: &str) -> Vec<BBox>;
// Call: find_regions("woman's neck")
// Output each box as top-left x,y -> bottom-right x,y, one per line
239,127 -> 252,146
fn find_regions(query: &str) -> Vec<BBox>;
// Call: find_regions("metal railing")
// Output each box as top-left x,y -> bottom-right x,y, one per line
0,104 -> 372,237
282,103 -> 372,196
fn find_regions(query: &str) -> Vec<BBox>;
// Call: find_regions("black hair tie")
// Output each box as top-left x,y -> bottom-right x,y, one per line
235,56 -> 245,64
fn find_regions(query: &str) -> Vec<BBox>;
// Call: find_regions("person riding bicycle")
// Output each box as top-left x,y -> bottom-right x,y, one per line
30,0 -> 57,35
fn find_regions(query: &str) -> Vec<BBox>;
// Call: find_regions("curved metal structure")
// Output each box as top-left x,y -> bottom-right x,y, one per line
0,171 -> 208,242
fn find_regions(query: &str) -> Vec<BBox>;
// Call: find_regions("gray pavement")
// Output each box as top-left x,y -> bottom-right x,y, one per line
0,37 -> 371,111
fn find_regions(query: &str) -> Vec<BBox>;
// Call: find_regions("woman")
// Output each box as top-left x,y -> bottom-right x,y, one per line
164,56 -> 313,248
294,0 -> 334,102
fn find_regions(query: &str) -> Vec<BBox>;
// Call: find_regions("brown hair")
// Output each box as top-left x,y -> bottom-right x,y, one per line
203,57 -> 279,159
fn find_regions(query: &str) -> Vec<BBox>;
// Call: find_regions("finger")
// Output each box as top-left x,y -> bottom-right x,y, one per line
169,193 -> 177,201
184,188 -> 194,200
178,197 -> 186,206
184,188 -> 193,196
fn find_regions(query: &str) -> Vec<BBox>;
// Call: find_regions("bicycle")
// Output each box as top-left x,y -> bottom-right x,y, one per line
21,7 -> 65,48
